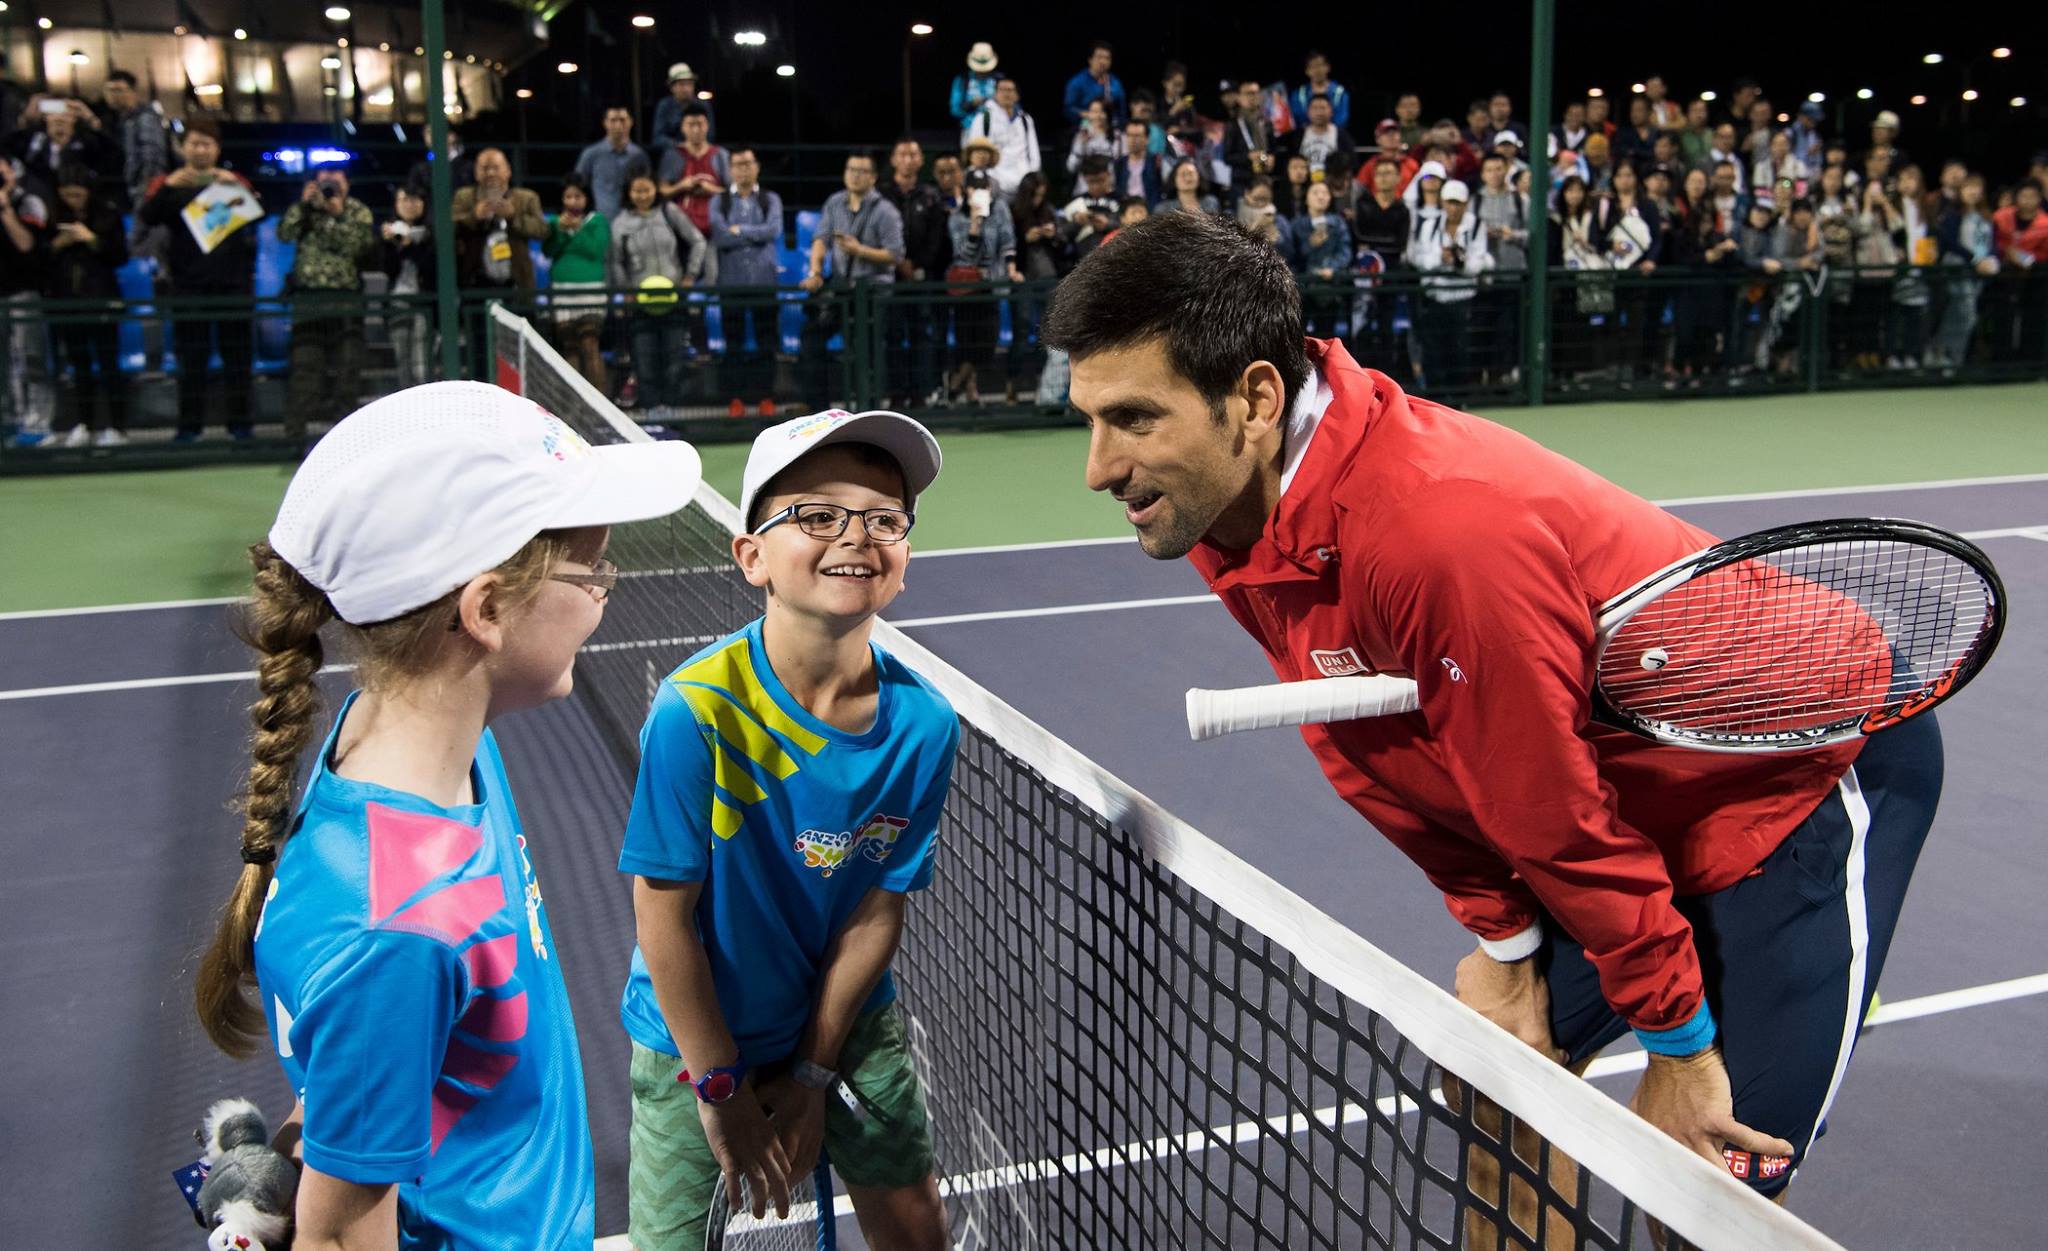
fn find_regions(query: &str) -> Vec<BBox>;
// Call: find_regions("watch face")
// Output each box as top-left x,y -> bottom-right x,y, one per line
699,1071 -> 738,1103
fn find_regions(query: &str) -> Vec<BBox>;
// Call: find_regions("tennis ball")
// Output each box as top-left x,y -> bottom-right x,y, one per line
636,274 -> 679,314
1640,647 -> 1670,671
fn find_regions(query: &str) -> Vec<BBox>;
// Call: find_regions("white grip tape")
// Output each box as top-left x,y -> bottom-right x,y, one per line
1185,675 -> 1423,742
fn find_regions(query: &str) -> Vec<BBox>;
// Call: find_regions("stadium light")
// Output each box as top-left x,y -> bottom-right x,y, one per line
911,22 -> 934,36
776,63 -> 796,78
1586,87 -> 1604,98
516,88 -> 534,99
558,61 -> 579,74
378,42 -> 389,52
465,54 -> 476,63
734,30 -> 768,47
1922,52 -> 1942,64
1992,47 -> 2011,59
234,28 -> 248,40
1629,82 -> 1645,94
1857,88 -> 1874,99
320,55 -> 342,69
1699,90 -> 1717,101
1808,92 -> 1825,103
194,83 -> 224,96
324,5 -> 351,20
0,4 -> 9,14
1962,89 -> 1978,101
632,15 -> 656,28
172,24 -> 184,34
698,90 -> 714,100
338,38 -> 349,47
38,16 -> 53,29
2013,96 -> 2029,107
1910,94 -> 1928,105
67,49 -> 88,64
414,47 -> 424,56
1776,112 -> 1789,122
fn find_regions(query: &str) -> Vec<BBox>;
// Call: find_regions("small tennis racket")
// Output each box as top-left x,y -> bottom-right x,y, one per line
1186,518 -> 2005,753
703,1149 -> 837,1250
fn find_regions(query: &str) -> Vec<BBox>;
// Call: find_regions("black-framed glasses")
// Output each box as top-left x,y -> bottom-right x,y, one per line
753,501 -> 915,544
550,557 -> 619,602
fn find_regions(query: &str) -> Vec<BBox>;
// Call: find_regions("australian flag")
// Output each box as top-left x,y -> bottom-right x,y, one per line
173,1158 -> 209,1220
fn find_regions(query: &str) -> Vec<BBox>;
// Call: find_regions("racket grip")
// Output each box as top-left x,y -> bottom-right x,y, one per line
1185,675 -> 1423,741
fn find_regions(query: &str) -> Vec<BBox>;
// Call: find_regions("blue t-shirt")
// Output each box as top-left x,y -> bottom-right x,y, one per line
254,692 -> 595,1250
618,617 -> 959,1062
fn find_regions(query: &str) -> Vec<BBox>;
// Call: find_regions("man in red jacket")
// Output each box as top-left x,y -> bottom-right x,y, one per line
1043,211 -> 1944,1227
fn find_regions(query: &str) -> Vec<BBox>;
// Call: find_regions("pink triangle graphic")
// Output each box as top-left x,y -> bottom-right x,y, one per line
366,803 -> 484,925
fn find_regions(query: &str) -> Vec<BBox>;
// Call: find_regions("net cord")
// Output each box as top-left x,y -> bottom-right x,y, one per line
486,304 -> 1846,1251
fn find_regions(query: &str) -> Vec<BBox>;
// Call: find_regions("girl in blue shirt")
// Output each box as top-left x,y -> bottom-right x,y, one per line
193,380 -> 699,1249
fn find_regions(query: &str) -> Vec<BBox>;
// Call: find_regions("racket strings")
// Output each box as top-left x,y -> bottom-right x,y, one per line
1597,541 -> 1996,737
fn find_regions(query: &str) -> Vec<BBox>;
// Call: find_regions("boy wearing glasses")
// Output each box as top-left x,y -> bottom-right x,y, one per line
618,409 -> 956,1251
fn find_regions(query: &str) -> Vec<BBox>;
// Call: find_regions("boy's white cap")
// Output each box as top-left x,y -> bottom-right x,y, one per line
739,409 -> 942,531
269,381 -> 702,624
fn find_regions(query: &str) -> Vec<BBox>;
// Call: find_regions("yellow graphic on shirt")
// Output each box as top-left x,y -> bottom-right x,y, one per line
671,637 -> 828,840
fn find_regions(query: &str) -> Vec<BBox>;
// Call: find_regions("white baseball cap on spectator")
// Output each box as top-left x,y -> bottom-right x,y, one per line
966,42 -> 998,73
1873,110 -> 1901,132
269,381 -> 703,625
1414,159 -> 1448,184
1493,130 -> 1524,150
667,62 -> 696,83
739,409 -> 943,533
1441,180 -> 1471,203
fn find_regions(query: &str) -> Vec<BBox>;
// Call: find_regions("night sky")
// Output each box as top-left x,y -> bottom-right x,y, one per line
495,2 -> 2041,182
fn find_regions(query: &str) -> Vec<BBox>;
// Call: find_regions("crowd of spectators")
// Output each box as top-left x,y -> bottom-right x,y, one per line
2,45 -> 2047,445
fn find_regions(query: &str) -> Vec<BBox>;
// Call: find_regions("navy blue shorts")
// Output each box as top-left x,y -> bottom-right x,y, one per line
1538,712 -> 1944,1195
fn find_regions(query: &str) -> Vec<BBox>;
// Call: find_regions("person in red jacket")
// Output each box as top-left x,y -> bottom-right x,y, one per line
1043,210 -> 1944,1228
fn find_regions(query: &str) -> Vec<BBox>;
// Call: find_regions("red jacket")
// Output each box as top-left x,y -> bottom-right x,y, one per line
1186,340 -> 1861,1034
1992,204 -> 2048,264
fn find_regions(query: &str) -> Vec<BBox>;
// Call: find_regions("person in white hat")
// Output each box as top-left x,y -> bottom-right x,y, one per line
192,380 -> 701,1250
617,409 -> 955,1250
950,41 -> 1000,123
652,60 -> 715,150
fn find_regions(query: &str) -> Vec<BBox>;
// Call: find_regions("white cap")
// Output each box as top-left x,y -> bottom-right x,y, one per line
739,409 -> 943,532
1415,159 -> 1448,183
270,381 -> 702,624
667,62 -> 695,83
966,41 -> 998,73
1441,179 -> 1471,202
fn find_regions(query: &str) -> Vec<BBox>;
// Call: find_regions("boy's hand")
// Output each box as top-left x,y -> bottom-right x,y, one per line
756,1073 -> 828,1178
697,1087 -> 793,1220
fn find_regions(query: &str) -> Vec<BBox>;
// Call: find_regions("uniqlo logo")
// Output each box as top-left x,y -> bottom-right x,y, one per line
1310,647 -> 1367,677
1758,1154 -> 1791,1179
1722,1148 -> 1752,1178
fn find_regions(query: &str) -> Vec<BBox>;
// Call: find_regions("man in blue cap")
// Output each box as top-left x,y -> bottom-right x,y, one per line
1788,100 -> 1826,169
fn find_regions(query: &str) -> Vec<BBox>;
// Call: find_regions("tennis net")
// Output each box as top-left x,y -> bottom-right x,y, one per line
488,305 -> 1843,1251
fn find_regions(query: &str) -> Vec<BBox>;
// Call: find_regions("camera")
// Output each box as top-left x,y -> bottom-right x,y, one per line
320,182 -> 342,200
38,98 -> 69,117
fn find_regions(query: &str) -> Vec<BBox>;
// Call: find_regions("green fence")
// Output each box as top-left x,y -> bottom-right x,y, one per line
2,264 -> 2043,473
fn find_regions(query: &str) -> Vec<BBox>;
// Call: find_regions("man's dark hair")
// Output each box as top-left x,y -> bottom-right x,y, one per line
1304,49 -> 1328,67
681,102 -> 709,120
561,169 -> 592,196
1080,153 -> 1112,177
1131,88 -> 1157,108
1089,39 -> 1113,56
106,69 -> 139,89
1481,151 -> 1506,167
1041,212 -> 1308,421
727,146 -> 756,164
1118,195 -> 1147,212
56,162 -> 99,191
604,103 -> 633,117
996,76 -> 1018,90
893,133 -> 920,151
1468,98 -> 1489,115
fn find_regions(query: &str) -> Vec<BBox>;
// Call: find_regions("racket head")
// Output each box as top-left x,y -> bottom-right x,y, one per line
1591,518 -> 2004,751
702,1150 -> 835,1250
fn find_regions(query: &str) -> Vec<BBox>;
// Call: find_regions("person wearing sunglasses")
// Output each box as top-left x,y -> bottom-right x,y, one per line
617,409 -> 956,1250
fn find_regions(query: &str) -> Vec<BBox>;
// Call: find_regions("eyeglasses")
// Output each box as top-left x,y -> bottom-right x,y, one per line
550,556 -> 619,602
753,501 -> 915,544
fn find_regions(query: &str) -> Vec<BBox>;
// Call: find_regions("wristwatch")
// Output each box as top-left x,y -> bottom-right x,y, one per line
791,1059 -> 839,1091
678,1061 -> 747,1104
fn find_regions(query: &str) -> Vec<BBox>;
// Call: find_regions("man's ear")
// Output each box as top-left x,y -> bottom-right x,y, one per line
731,533 -> 772,590
1238,360 -> 1287,442
455,573 -> 507,653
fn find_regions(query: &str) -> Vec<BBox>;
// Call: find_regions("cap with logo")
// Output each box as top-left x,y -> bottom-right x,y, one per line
667,62 -> 695,84
739,410 -> 943,533
269,381 -> 702,624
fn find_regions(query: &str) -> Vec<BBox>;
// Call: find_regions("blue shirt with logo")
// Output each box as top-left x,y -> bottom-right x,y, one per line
618,617 -> 959,1062
254,692 -> 595,1250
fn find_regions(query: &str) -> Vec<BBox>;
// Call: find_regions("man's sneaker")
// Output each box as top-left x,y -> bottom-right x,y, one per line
757,399 -> 776,417
94,428 -> 128,447
9,429 -> 50,449
728,398 -> 746,418
62,425 -> 93,448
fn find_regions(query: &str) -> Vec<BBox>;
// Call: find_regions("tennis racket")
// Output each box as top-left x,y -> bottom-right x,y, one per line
1186,518 -> 2005,753
703,1149 -> 837,1250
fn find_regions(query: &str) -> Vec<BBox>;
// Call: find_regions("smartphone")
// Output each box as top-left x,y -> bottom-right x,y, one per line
970,188 -> 992,214
39,98 -> 69,116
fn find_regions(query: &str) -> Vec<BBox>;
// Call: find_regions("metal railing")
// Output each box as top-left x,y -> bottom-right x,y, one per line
2,263 -> 2042,471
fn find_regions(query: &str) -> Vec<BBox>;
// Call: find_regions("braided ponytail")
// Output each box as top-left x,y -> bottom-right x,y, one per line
195,542 -> 334,1057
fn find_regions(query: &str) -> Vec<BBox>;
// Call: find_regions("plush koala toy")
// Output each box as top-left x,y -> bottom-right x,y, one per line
194,1098 -> 297,1251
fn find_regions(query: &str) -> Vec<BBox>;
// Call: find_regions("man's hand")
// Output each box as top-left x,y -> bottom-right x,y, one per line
1454,944 -> 1565,1062
755,1074 -> 828,1180
473,196 -> 496,223
697,1086 -> 794,1220
1630,1045 -> 1796,1171
301,180 -> 323,206
799,271 -> 825,293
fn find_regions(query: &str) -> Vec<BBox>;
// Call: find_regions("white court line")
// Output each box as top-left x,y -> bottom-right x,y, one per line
3,524 -> 2040,701
8,473 -> 2048,621
592,969 -> 2048,1245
